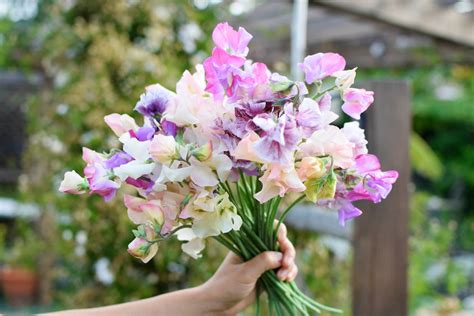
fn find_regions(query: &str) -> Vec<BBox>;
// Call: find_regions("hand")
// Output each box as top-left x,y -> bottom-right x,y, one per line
199,223 -> 298,316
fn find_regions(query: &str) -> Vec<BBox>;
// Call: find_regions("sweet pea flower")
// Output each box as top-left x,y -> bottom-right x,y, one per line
253,112 -> 301,165
298,53 -> 346,84
114,133 -> 155,181
176,228 -> 205,259
123,195 -> 164,226
255,163 -> 306,203
342,121 -> 368,157
59,170 -> 87,194
233,131 -> 265,163
149,134 -> 178,164
347,154 -> 399,203
104,114 -> 138,137
296,157 -> 325,182
299,125 -> 355,169
338,202 -> 363,226
333,68 -> 357,91
82,148 -> 120,201
230,61 -> 273,102
203,47 -> 245,99
341,88 -> 374,120
135,83 -> 176,118
189,153 -> 233,188
296,95 -> 338,137
165,65 -> 225,129
186,192 -> 242,238
128,224 -> 159,263
105,152 -> 133,169
212,22 -> 252,57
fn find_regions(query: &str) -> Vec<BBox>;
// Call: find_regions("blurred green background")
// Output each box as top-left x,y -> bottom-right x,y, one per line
0,0 -> 473,315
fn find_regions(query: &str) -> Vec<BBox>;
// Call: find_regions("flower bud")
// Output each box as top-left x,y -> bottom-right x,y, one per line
59,170 -> 88,194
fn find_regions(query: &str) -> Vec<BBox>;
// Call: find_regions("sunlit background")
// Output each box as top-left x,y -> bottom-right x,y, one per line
0,0 -> 473,315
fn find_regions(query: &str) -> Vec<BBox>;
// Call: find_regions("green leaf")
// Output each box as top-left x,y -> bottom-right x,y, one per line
410,132 -> 444,181
304,169 -> 337,203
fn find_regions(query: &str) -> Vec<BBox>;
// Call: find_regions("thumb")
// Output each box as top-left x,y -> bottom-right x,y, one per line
241,251 -> 283,282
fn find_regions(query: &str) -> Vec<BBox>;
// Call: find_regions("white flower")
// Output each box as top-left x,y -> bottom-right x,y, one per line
342,121 -> 368,156
333,68 -> 357,91
59,170 -> 86,194
114,134 -> 155,180
176,228 -> 205,259
190,193 -> 242,238
149,134 -> 178,164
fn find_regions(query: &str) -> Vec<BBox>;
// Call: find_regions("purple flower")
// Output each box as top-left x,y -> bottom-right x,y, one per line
135,83 -> 175,118
133,125 -> 156,141
347,154 -> 399,203
105,152 -> 133,169
338,202 -> 363,226
161,119 -> 178,137
298,52 -> 346,84
203,47 -> 245,99
253,111 -> 301,164
82,148 -> 120,201
125,176 -> 154,191
296,94 -> 338,137
212,22 -> 252,57
229,62 -> 273,102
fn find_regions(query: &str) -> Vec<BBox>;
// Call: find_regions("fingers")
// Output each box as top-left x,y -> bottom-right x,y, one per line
277,262 -> 298,282
275,223 -> 298,282
277,223 -> 295,268
241,251 -> 282,282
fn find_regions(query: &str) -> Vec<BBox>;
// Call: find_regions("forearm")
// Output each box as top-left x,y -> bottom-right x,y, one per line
42,286 -> 224,316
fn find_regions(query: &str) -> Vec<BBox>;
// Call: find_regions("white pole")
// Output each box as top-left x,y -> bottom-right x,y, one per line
291,0 -> 308,81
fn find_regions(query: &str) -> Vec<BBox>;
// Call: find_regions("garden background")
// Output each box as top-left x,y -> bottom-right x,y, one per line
0,0 -> 473,315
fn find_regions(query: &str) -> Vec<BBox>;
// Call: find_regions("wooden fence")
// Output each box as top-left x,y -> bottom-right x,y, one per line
287,80 -> 411,316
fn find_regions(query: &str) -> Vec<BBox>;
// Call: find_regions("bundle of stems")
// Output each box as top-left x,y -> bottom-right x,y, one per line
216,173 -> 342,315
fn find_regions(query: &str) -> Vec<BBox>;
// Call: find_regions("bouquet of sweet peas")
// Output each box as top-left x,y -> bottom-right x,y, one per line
59,22 -> 398,314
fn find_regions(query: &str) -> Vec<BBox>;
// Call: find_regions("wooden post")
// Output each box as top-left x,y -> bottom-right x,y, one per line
352,81 -> 411,316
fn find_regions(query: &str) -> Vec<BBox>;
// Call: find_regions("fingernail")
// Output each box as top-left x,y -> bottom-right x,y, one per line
272,252 -> 283,263
278,270 -> 288,280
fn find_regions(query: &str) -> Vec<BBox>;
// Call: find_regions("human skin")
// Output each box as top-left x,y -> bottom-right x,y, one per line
43,223 -> 297,316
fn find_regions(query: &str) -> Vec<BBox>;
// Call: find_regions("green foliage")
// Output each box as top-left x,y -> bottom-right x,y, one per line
410,132 -> 444,181
0,220 -> 45,271
2,0 -> 225,308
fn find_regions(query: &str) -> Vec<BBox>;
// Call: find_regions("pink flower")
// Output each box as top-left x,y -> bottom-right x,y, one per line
104,114 -> 138,137
203,47 -> 245,99
296,95 -> 338,137
233,131 -> 265,163
299,126 -> 355,169
230,62 -> 273,102
82,148 -> 119,201
124,193 -> 182,235
341,88 -> 374,120
347,154 -> 399,203
298,53 -> 346,84
127,225 -> 159,263
342,121 -> 368,157
255,164 -> 306,203
212,22 -> 252,57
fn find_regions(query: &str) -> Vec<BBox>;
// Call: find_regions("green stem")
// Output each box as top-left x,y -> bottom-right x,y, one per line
273,195 -> 306,246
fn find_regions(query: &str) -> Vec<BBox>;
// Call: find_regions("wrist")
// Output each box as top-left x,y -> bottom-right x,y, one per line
194,283 -> 229,316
